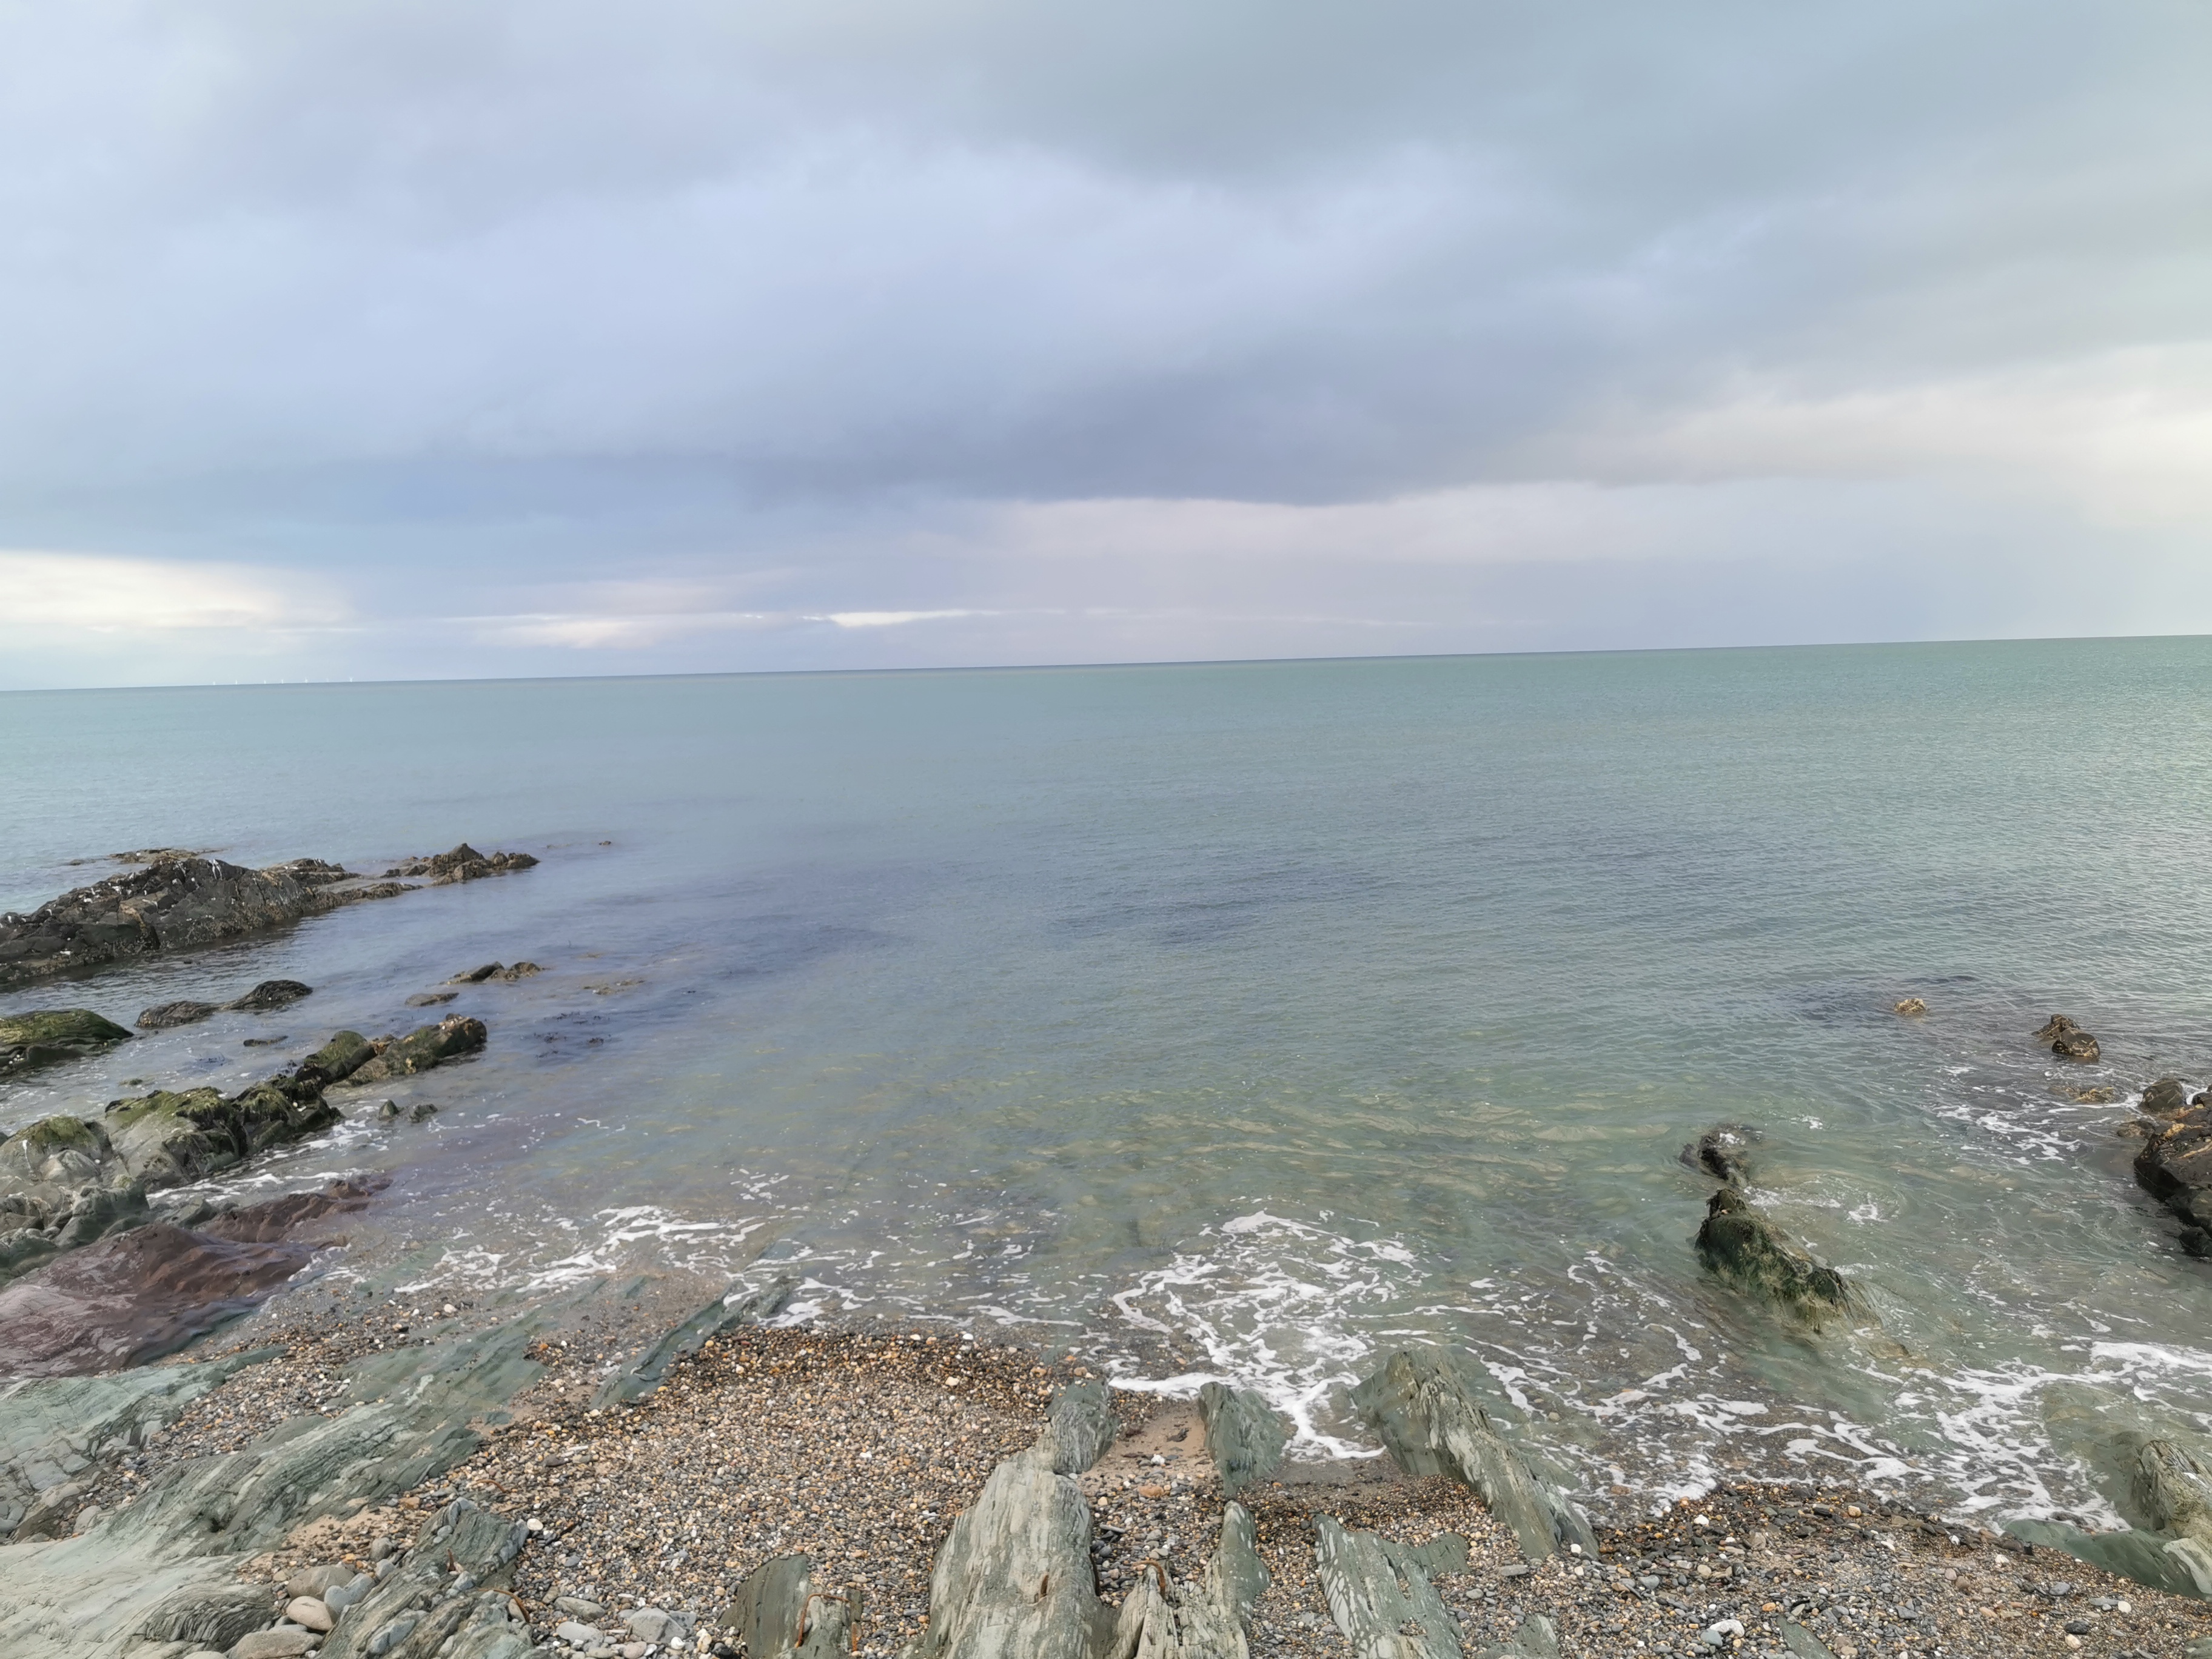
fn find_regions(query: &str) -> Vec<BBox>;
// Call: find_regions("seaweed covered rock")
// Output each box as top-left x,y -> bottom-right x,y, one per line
0,857 -> 406,991
340,1017 -> 487,1087
1313,1518 -> 1468,1659
1694,1188 -> 1863,1323
0,1010 -> 132,1077
1107,1501 -> 1267,1659
1679,1124 -> 1760,1185
1348,1350 -> 1593,1561
2037,1014 -> 2101,1061
1196,1383 -> 1289,1498
102,1078 -> 339,1189
295,1030 -> 375,1087
0,1118 -> 145,1285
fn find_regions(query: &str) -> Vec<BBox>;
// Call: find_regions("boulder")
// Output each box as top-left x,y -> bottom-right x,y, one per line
2133,1438 -> 2212,1550
0,1010 -> 133,1076
1694,1188 -> 1863,1324
339,1017 -> 487,1087
2135,1106 -> 2212,1236
1195,1384 -> 1287,1498
1348,1351 -> 1594,1561
0,858 -> 407,991
2145,1079 -> 2193,1117
102,1078 -> 339,1189
1678,1124 -> 1759,1186
227,981 -> 312,1012
1313,1517 -> 1468,1659
2037,1015 -> 2101,1061
295,1031 -> 374,1087
229,1626 -> 317,1658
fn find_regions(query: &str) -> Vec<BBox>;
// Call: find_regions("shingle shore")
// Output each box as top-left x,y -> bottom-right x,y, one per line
90,1317 -> 2212,1658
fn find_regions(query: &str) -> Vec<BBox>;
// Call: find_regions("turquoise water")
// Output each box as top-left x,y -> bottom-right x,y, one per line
6,638 -> 2212,1521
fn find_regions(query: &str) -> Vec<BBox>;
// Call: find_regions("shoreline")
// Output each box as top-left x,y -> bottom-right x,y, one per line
62,1302 -> 2212,1659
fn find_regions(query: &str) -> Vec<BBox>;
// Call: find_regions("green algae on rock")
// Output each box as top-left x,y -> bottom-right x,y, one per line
1694,1187 -> 1864,1322
0,1009 -> 132,1078
338,1016 -> 487,1087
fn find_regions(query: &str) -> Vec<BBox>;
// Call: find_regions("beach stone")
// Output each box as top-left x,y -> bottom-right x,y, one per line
2144,1079 -> 2193,1116
557,1623 -> 607,1647
626,1607 -> 687,1643
1,1008 -> 135,1073
1678,1123 -> 1760,1185
230,1627 -> 317,1658
1694,1187 -> 1863,1323
182,1651 -> 227,1659
287,1563 -> 357,1600
283,1597 -> 332,1632
323,1577 -> 370,1613
0,856 -> 405,991
1196,1382 -> 1288,1497
555,1596 -> 605,1617
1349,1349 -> 1594,1560
227,980 -> 312,1011
339,1016 -> 488,1087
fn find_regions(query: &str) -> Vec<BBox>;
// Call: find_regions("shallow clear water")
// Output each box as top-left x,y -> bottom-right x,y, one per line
6,640 -> 2212,1522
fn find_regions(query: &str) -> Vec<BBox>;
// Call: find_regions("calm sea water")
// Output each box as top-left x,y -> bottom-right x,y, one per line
7,639 -> 2212,1523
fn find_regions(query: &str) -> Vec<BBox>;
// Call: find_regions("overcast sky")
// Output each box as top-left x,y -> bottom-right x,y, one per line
2,0 -> 2208,686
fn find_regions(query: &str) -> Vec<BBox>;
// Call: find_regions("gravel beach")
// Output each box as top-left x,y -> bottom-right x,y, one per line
89,1310 -> 2212,1659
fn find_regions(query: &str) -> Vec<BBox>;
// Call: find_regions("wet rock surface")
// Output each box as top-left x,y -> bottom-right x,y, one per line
1694,1189 -> 1864,1324
2037,1014 -> 2101,1061
381,845 -> 540,885
1198,1382 -> 1290,1499
1680,1124 -> 1760,1186
0,856 -> 407,990
0,1008 -> 133,1075
340,1016 -> 488,1087
2134,1104 -> 2212,1242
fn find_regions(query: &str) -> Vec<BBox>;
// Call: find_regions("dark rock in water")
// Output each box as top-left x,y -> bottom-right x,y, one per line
201,1176 -> 384,1245
1680,1124 -> 1760,1185
102,1076 -> 340,1190
295,1030 -> 374,1087
405,990 -> 459,1007
1349,1349 -> 1594,1561
383,843 -> 540,885
0,1009 -> 133,1075
597,1276 -> 799,1406
1198,1381 -> 1289,1497
2037,1014 -> 2102,1061
500,960 -> 541,980
449,962 -> 506,984
104,847 -> 211,865
227,979 -> 312,1011
1313,1515 -> 1470,1659
1694,1188 -> 1862,1322
2135,1105 -> 2212,1239
2145,1079 -> 2194,1117
136,999 -> 219,1030
0,856 -> 407,991
240,1034 -> 287,1048
340,1015 -> 487,1086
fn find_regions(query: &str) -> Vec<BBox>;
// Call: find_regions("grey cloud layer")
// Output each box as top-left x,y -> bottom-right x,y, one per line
0,0 -> 2207,683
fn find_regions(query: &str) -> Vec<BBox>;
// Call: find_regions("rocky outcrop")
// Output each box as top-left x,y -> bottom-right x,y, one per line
0,1118 -> 148,1284
719,1555 -> 857,1659
1196,1384 -> 1288,1498
596,1276 -> 799,1407
103,1077 -> 340,1189
2134,1105 -> 2212,1248
1679,1124 -> 1759,1185
0,1010 -> 132,1078
382,845 -> 539,885
136,981 -> 316,1031
1313,1518 -> 1469,1659
338,1016 -> 488,1087
1694,1188 -> 1863,1323
2145,1079 -> 2195,1118
0,1304 -> 560,1657
1348,1350 -> 1594,1561
2037,1014 -> 2101,1061
1105,1501 -> 1267,1659
0,857 -> 409,991
906,1381 -> 1120,1659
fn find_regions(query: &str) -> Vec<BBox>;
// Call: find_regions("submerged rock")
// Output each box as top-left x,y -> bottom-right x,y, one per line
295,1030 -> 375,1087
0,857 -> 407,991
1196,1383 -> 1288,1498
1349,1350 -> 1594,1561
1679,1124 -> 1760,1185
1694,1188 -> 1863,1323
340,1017 -> 487,1087
135,1000 -> 219,1030
0,1010 -> 132,1077
1313,1517 -> 1468,1659
2037,1014 -> 2102,1061
444,961 -> 543,986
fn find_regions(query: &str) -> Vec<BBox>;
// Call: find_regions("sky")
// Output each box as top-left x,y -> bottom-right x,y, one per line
1,1 -> 2208,687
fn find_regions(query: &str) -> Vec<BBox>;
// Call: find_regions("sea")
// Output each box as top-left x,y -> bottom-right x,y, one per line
5,637 -> 2212,1526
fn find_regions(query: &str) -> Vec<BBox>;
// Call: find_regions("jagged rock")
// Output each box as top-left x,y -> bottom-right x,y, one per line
0,1306 -> 557,1657
1694,1189 -> 1862,1323
1196,1384 -> 1287,1498
0,1010 -> 133,1074
1678,1124 -> 1760,1185
2134,1105 -> 2212,1237
340,1018 -> 487,1087
906,1381 -> 1121,1659
1313,1517 -> 1467,1659
2133,1438 -> 2212,1549
498,962 -> 539,980
1348,1351 -> 1594,1561
718,1557 -> 856,1659
1038,1378 -> 1117,1475
597,1276 -> 799,1406
1105,1501 -> 1267,1659
1892,997 -> 1926,1016
228,980 -> 312,1012
2145,1079 -> 2193,1118
381,846 -> 538,885
2037,1014 -> 2101,1061
0,858 -> 407,991
0,1117 -> 146,1286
